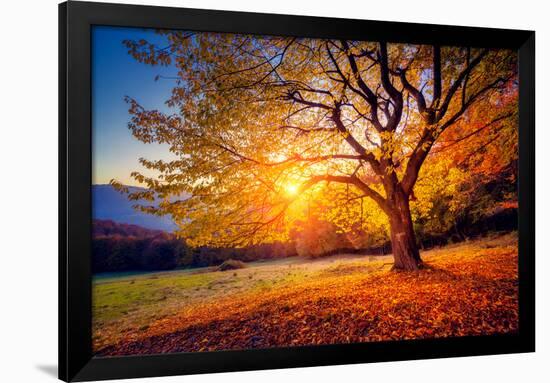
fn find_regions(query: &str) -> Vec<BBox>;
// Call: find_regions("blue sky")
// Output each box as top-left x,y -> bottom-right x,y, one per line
92,26 -> 177,186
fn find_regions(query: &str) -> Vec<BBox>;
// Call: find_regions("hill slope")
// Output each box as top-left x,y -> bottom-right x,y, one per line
92,184 -> 177,232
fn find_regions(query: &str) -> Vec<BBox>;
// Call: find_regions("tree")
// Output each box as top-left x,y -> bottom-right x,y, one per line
116,32 -> 518,270
291,216 -> 351,258
142,239 -> 180,270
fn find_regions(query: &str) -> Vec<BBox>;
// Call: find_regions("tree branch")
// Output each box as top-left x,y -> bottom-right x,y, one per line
435,49 -> 489,122
435,112 -> 513,151
331,107 -> 383,175
286,90 -> 332,110
378,42 -> 403,130
400,130 -> 435,196
307,174 -> 389,213
438,75 -> 512,131
339,40 -> 384,131
401,74 -> 512,195
432,45 -> 442,108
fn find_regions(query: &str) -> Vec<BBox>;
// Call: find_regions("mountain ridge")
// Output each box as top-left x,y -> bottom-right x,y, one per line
92,184 -> 177,232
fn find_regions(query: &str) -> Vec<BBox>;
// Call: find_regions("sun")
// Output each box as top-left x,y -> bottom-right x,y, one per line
284,183 -> 299,196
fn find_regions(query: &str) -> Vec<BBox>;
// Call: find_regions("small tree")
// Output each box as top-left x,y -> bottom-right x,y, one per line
291,217 -> 350,257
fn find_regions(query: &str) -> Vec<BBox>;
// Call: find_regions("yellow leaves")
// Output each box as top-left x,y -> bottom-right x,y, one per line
409,156 -> 469,231
121,30 -> 518,251
379,131 -> 392,141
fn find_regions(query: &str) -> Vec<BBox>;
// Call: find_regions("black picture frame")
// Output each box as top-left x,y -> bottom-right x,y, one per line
59,1 -> 535,381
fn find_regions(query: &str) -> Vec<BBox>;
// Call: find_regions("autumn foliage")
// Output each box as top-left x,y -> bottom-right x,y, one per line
114,32 -> 518,270
94,233 -> 518,355
92,29 -> 520,355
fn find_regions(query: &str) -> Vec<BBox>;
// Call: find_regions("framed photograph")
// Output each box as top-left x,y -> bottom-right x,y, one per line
59,1 -> 535,381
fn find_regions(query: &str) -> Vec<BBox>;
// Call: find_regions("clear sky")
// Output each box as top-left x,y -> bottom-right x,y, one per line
92,26 -> 176,186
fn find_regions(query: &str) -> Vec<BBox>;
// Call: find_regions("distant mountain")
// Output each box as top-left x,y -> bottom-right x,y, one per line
92,219 -> 166,238
92,184 -> 178,232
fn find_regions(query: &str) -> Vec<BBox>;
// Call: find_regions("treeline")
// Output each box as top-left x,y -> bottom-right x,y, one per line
287,205 -> 517,258
93,200 -> 517,274
416,206 -> 517,249
93,219 -> 164,238
92,220 -> 296,273
93,234 -> 186,273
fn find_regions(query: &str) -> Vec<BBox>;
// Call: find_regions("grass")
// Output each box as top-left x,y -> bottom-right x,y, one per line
93,232 -> 518,355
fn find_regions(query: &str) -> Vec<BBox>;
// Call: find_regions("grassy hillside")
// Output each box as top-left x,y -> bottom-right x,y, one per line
93,232 -> 518,355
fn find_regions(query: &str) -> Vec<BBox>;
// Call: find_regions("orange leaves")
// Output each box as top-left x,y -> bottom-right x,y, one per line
95,234 -> 518,356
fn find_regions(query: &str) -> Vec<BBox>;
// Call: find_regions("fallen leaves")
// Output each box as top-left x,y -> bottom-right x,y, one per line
95,234 -> 519,356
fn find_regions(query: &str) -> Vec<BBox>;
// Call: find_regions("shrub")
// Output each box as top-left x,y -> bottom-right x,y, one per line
218,259 -> 247,271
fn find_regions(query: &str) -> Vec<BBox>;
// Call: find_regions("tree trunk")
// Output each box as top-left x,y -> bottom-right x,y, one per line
387,190 -> 422,271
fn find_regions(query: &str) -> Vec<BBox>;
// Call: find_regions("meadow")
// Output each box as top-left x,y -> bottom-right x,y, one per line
93,232 -> 518,356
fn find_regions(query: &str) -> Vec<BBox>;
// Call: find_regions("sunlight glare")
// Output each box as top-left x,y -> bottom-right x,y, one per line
285,183 -> 299,196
